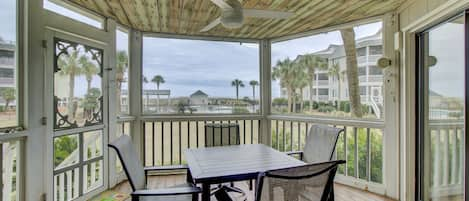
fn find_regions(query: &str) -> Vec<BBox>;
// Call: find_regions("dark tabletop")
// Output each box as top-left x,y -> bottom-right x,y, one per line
185,144 -> 305,184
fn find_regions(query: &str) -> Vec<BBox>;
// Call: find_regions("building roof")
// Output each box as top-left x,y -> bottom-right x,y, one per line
190,90 -> 208,97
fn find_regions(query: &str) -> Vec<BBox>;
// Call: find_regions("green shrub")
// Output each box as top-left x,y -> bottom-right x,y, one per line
318,105 -> 336,113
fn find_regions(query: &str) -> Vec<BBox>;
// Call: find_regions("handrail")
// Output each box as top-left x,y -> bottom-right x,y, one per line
268,115 -> 384,128
141,114 -> 264,121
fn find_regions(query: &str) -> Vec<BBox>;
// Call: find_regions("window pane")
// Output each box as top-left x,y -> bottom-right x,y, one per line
142,37 -> 260,114
271,21 -> 383,119
54,39 -> 103,130
369,45 -> 382,55
83,130 -> 102,161
3,141 -> 19,201
43,0 -> 103,29
116,28 -> 129,115
83,160 -> 103,193
54,134 -> 79,169
0,0 -> 17,129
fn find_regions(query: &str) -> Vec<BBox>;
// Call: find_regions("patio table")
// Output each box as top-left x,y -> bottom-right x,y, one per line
185,144 -> 305,201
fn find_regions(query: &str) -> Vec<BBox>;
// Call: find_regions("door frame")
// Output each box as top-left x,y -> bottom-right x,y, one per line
415,11 -> 468,201
44,28 -> 110,201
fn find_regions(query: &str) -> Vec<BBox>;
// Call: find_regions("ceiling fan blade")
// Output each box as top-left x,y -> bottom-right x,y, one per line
200,17 -> 222,32
243,9 -> 294,19
210,0 -> 233,10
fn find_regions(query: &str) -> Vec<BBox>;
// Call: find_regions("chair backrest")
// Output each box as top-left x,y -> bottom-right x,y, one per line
108,135 -> 146,191
255,160 -> 345,201
303,125 -> 344,163
205,123 -> 240,147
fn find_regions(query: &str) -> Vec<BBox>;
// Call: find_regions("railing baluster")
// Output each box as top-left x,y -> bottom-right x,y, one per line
282,120 -> 286,151
196,121 -> 199,148
442,129 -> 449,185
187,121 -> 190,149
366,128 -> 371,181
297,122 -> 300,151
433,129 -> 440,187
354,127 -> 358,178
451,128 -> 457,184
143,122 -> 147,166
170,121 -> 173,165
251,120 -> 254,144
276,120 -> 279,149
179,121 -> 182,164
161,122 -> 164,166
290,121 -> 293,151
243,120 -> 246,144
344,126 -> 348,176
152,122 -> 155,166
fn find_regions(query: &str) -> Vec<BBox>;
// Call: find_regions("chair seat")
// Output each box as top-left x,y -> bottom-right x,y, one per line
139,183 -> 195,201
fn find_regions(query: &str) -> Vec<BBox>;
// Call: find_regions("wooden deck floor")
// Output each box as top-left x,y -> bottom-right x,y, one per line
111,174 -> 396,201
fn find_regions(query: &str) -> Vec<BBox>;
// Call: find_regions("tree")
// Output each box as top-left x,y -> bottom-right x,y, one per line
272,58 -> 296,113
341,28 -> 363,117
231,79 -> 245,104
293,64 -> 308,112
328,63 -> 341,109
151,75 -> 165,112
81,88 -> 101,118
116,51 -> 129,113
297,55 -> 327,112
79,56 -> 99,91
249,80 -> 259,111
1,88 -> 15,110
58,50 -> 83,118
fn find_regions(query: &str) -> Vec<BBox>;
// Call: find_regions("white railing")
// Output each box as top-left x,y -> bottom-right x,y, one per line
268,115 -> 385,186
428,120 -> 464,198
141,115 -> 262,166
0,134 -> 25,201
370,96 -> 382,119
368,75 -> 383,83
54,133 -> 102,201
0,58 -> 14,66
316,80 -> 329,86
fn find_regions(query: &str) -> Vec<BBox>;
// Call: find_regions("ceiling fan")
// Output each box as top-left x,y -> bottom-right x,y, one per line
200,0 -> 294,32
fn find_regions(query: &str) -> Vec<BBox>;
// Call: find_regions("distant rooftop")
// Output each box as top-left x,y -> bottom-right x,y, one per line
190,90 -> 208,97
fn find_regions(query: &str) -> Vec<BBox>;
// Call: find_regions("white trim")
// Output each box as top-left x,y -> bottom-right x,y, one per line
271,15 -> 384,43
142,32 -> 260,43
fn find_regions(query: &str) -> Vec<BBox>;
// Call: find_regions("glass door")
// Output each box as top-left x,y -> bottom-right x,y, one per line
45,30 -> 109,201
417,13 -> 465,201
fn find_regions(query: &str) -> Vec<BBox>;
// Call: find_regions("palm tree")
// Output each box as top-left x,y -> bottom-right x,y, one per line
1,88 -> 15,111
293,65 -> 308,112
151,75 -> 165,112
297,55 -> 327,112
328,63 -> 341,109
58,50 -> 83,118
231,79 -> 245,104
249,80 -> 259,111
341,28 -> 363,117
272,58 -> 296,113
116,51 -> 129,113
79,56 -> 99,91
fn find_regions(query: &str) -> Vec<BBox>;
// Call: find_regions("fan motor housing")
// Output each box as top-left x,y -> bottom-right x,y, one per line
221,9 -> 244,29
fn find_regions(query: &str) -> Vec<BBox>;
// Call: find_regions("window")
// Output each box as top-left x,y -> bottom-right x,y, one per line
318,89 -> 329,96
43,0 -> 104,29
0,0 -> 18,129
116,27 -> 129,115
142,37 -> 260,114
358,67 -> 366,76
360,86 -> 367,95
271,21 -> 384,119
369,65 -> 382,75
317,73 -> 328,80
369,45 -> 382,55
357,47 -> 367,57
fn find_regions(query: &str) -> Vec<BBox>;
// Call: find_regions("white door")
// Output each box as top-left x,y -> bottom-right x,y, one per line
44,29 -> 109,201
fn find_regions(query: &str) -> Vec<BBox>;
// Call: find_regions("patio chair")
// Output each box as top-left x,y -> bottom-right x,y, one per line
108,135 -> 201,201
255,160 -> 346,201
287,124 -> 344,163
205,123 -> 246,198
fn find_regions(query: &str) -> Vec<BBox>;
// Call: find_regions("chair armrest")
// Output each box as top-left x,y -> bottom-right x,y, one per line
144,164 -> 188,173
131,186 -> 201,196
285,151 -> 304,160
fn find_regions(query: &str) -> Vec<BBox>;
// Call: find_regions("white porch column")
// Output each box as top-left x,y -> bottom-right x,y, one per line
260,39 -> 271,145
129,30 -> 144,163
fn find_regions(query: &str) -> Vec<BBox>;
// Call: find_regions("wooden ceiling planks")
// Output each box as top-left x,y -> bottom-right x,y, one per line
67,0 -> 404,39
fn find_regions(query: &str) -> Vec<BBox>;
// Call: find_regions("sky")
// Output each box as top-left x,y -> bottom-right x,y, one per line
1,1 -> 464,100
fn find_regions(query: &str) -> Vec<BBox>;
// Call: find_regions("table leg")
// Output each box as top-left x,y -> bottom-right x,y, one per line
202,183 -> 210,201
